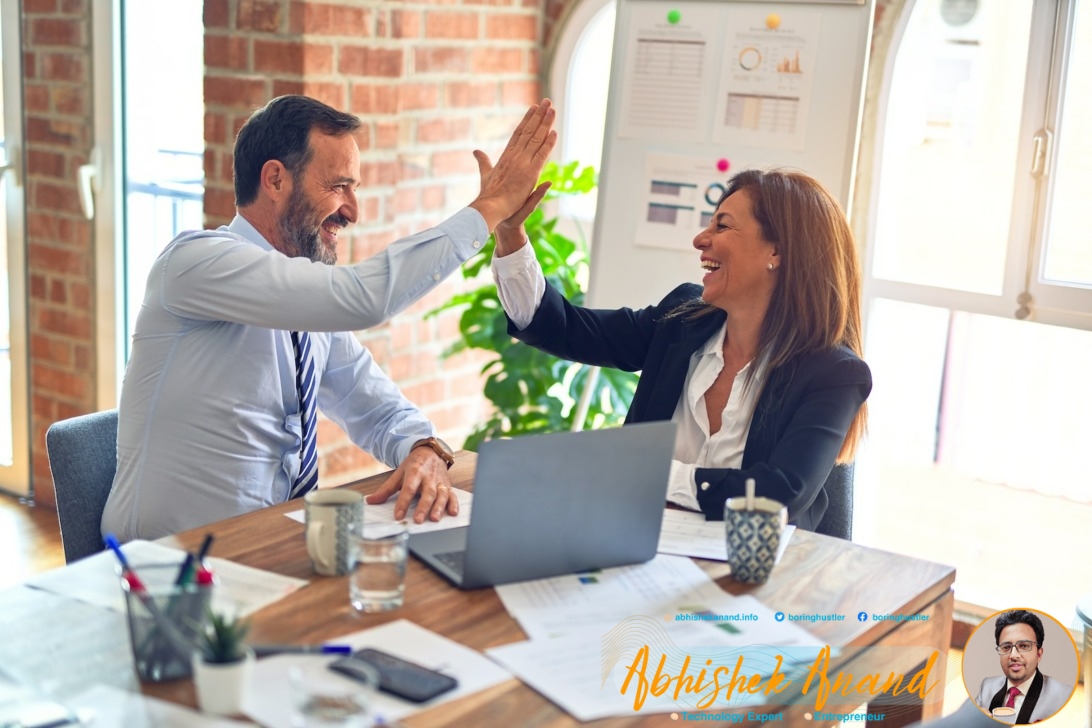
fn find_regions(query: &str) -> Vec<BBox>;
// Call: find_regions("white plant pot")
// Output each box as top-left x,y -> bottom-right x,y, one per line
192,647 -> 254,716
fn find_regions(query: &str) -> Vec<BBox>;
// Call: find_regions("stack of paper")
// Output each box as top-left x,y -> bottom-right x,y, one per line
25,539 -> 307,617
487,554 -> 820,722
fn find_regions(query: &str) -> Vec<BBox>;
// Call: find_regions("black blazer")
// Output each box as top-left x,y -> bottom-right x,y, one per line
509,282 -> 872,531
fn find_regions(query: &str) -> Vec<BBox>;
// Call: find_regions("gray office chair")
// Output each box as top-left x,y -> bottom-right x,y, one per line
814,463 -> 853,541
45,409 -> 118,563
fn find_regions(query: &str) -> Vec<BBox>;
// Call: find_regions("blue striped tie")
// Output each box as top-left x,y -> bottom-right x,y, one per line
289,331 -> 319,499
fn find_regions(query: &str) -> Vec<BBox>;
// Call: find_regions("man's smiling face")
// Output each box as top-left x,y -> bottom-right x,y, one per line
997,622 -> 1041,686
276,130 -> 360,264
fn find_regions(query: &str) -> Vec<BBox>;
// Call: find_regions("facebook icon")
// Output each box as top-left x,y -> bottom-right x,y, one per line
857,611 -> 868,622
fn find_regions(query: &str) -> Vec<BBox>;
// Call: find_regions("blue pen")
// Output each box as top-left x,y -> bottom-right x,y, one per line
104,533 -> 145,590
252,644 -> 353,658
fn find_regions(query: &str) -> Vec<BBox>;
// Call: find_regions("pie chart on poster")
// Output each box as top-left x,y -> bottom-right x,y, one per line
738,47 -> 762,71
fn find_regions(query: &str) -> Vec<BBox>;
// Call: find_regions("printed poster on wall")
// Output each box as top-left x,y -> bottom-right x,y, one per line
635,152 -> 729,252
616,3 -> 721,141
713,9 -> 821,151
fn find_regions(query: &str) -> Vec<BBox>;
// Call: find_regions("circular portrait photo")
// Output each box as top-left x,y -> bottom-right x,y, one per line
962,608 -> 1079,724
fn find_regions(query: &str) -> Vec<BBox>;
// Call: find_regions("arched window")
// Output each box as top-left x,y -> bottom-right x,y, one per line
547,0 -> 616,222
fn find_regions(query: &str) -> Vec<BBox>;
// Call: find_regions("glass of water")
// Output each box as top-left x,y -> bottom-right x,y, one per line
350,520 -> 409,613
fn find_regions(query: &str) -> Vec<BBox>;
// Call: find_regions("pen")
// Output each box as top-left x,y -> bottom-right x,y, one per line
173,552 -> 195,586
103,533 -> 196,655
194,533 -> 215,585
104,533 -> 144,590
251,644 -> 353,658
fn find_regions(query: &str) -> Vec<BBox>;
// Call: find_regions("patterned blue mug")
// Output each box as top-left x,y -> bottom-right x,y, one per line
724,496 -> 787,584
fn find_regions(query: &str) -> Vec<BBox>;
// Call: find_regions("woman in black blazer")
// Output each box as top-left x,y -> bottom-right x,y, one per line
491,169 -> 871,531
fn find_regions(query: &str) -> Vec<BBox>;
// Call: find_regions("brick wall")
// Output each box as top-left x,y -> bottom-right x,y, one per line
203,0 -> 545,486
23,0 -> 96,508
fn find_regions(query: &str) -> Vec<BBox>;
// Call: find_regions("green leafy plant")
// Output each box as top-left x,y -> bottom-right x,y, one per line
429,161 -> 638,450
198,609 -> 251,664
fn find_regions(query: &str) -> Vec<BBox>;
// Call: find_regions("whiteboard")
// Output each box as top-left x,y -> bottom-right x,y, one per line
588,0 -> 874,309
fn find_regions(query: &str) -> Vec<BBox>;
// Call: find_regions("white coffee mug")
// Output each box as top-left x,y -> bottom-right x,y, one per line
304,490 -> 364,576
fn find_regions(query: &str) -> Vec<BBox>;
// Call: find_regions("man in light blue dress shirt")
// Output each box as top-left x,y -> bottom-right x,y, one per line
101,95 -> 555,540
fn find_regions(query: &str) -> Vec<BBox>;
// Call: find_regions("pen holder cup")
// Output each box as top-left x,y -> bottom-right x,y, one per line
121,563 -> 214,682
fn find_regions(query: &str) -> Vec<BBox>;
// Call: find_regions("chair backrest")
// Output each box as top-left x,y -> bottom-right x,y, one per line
45,409 -> 119,563
815,463 -> 854,541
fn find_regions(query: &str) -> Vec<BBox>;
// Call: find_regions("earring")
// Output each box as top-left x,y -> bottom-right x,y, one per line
767,262 -> 774,271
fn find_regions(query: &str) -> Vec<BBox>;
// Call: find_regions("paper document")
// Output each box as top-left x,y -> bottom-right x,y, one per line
25,540 -> 307,617
496,554 -> 746,640
488,597 -> 821,721
244,619 -> 512,728
658,508 -> 795,563
286,487 -> 473,534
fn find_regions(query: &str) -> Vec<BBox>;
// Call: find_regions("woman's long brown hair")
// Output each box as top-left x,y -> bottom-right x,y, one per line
676,169 -> 867,461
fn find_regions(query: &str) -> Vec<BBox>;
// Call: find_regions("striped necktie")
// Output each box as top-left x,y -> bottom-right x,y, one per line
289,331 -> 319,499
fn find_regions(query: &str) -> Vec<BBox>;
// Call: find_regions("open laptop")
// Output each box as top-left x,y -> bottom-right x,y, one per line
409,420 -> 677,589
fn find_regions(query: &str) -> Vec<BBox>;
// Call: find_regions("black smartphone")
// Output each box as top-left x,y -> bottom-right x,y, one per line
329,648 -> 458,703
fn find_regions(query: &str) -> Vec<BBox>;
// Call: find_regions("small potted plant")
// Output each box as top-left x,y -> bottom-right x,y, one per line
191,608 -> 254,716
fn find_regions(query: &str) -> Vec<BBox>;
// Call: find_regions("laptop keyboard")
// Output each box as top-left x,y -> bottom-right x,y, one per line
434,550 -> 466,577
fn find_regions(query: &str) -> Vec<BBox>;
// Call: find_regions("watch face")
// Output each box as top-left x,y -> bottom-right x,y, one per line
435,438 -> 454,456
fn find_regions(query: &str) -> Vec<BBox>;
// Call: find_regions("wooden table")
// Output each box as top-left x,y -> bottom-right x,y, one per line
2,452 -> 955,727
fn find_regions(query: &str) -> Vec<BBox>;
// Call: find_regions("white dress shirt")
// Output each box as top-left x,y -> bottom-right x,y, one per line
102,209 -> 488,541
493,245 -> 764,512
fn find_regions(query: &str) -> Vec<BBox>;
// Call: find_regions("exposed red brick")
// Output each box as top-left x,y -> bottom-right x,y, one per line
36,308 -> 91,339
300,81 -> 346,109
424,12 -> 479,40
414,47 -> 470,74
49,278 -> 66,304
340,46 -> 403,78
31,334 -> 72,367
389,10 -> 422,39
27,150 -> 66,178
24,84 -> 49,112
33,181 -> 85,215
375,122 -> 399,150
205,35 -> 250,70
485,14 -> 537,41
421,185 -> 446,211
205,112 -> 227,145
237,0 -> 283,33
351,84 -> 399,115
253,39 -> 304,74
470,47 -> 523,74
32,364 -> 89,400
290,3 -> 370,36
24,0 -> 59,12
40,53 -> 85,82
50,86 -> 85,115
416,117 -> 471,144
445,81 -> 497,108
400,83 -> 439,111
31,19 -> 84,47
204,0 -> 231,28
204,76 -> 269,107
502,79 -> 539,105
431,149 -> 478,177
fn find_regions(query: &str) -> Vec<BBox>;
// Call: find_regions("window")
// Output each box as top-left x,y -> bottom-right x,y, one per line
860,0 -> 1092,619
548,0 -> 616,223
91,0 -> 204,400
0,0 -> 28,496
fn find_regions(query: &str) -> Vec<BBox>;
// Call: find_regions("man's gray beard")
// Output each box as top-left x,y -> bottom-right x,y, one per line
278,188 -> 335,265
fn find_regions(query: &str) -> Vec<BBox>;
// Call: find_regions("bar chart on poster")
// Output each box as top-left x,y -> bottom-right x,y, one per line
588,0 -> 874,309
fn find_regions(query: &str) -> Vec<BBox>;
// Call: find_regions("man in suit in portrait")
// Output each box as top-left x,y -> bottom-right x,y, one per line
974,609 -> 1073,723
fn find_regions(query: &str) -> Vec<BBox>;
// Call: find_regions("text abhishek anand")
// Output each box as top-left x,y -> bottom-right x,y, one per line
619,645 -> 940,711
